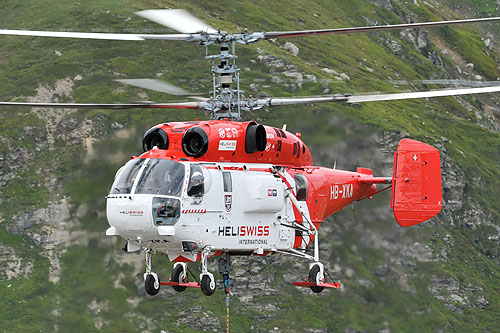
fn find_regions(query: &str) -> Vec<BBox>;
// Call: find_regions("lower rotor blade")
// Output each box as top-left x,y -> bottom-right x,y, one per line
390,80 -> 500,87
346,86 -> 500,103
0,102 -> 200,109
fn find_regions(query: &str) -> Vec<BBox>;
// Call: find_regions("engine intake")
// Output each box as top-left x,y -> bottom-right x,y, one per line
182,127 -> 209,157
245,122 -> 267,153
143,127 -> 169,152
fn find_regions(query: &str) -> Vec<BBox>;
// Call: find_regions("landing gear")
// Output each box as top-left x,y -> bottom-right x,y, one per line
171,263 -> 188,292
199,246 -> 216,296
280,176 -> 339,292
145,274 -> 160,295
201,274 -> 216,296
309,264 -> 324,293
143,249 -> 160,296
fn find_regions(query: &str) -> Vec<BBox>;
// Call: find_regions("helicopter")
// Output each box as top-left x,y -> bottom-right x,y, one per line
1,9 -> 500,297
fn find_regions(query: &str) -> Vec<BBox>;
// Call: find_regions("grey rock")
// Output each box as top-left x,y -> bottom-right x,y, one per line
400,28 -> 428,50
387,39 -> 402,55
284,42 -> 299,56
365,0 -> 393,9
176,306 -> 220,331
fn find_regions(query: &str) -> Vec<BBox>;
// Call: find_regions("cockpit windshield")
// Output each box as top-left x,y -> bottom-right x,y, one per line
110,159 -> 144,194
135,159 -> 185,196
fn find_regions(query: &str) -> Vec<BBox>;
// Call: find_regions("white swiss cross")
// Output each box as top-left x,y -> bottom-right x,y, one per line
413,154 -> 418,161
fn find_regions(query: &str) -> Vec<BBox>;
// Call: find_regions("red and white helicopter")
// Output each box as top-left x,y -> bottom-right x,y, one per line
1,9 -> 500,296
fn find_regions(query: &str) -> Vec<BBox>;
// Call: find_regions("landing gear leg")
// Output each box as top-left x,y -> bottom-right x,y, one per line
283,180 -> 326,293
171,262 -> 188,292
143,249 -> 160,296
200,246 -> 216,296
308,262 -> 325,293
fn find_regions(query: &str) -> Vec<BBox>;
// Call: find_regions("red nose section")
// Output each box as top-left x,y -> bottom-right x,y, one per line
391,139 -> 443,227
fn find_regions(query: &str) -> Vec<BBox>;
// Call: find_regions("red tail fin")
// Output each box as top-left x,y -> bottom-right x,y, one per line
391,139 -> 442,227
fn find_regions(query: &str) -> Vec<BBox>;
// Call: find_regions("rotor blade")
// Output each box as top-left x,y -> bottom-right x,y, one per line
136,9 -> 216,34
115,79 -> 208,101
267,86 -> 500,107
346,86 -> 500,103
391,80 -> 500,87
0,101 -> 200,109
269,95 -> 349,106
265,16 -> 500,38
0,29 -> 191,41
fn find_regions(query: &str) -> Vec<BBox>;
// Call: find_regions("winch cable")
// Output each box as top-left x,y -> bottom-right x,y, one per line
223,274 -> 231,333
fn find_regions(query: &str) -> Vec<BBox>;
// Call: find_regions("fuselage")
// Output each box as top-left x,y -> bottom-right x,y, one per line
106,121 -> 380,262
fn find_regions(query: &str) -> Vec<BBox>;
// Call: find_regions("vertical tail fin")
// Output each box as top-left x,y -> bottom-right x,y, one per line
391,138 -> 442,227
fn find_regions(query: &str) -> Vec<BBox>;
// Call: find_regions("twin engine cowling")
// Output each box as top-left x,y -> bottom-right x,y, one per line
140,120 -> 313,167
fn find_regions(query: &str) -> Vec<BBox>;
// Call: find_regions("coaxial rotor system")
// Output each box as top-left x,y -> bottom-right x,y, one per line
2,9 -> 500,119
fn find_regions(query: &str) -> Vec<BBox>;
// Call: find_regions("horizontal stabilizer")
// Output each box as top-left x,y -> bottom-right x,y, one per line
391,139 -> 442,227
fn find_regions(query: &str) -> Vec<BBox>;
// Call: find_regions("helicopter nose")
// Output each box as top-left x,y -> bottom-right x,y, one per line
106,195 -> 154,235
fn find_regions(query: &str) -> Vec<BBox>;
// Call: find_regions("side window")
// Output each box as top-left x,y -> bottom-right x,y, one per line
223,172 -> 232,192
188,165 -> 204,197
294,173 -> 308,201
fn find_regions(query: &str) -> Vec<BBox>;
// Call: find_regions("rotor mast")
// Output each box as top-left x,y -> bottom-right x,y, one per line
206,37 -> 242,120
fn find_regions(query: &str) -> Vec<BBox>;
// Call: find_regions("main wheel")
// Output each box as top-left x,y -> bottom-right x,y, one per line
309,265 -> 324,294
201,275 -> 216,296
171,265 -> 187,292
145,274 -> 160,296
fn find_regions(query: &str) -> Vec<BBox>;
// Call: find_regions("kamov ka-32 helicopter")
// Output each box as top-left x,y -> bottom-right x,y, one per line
2,9 -> 500,296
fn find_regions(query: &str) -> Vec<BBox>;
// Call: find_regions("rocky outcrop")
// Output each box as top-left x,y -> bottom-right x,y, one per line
0,244 -> 33,280
428,277 -> 489,313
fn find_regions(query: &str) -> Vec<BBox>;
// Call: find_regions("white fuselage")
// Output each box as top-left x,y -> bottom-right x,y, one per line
106,158 -> 310,262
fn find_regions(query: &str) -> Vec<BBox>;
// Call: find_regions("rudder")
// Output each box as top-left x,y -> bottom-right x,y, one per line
391,138 -> 442,227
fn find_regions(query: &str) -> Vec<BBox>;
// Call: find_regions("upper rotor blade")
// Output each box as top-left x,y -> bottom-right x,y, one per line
137,9 -> 216,34
265,16 -> 500,38
116,79 -> 208,101
0,101 -> 201,109
269,95 -> 349,106
346,86 -> 500,103
0,29 -> 191,41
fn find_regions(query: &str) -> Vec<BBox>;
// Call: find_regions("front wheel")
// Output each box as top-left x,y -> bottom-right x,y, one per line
201,275 -> 216,296
145,274 -> 160,295
171,265 -> 187,292
309,265 -> 324,294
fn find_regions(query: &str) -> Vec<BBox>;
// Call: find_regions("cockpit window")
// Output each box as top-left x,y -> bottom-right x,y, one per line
110,159 -> 144,194
135,159 -> 185,196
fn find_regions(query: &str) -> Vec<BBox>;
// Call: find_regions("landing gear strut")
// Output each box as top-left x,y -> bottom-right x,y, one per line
171,263 -> 188,292
308,263 -> 325,293
199,246 -> 216,296
143,249 -> 160,296
280,172 -> 339,292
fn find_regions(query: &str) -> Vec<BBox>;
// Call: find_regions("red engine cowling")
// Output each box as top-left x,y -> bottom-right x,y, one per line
140,120 -> 313,167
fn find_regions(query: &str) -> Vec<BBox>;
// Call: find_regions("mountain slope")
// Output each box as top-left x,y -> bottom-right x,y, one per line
0,0 -> 499,332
